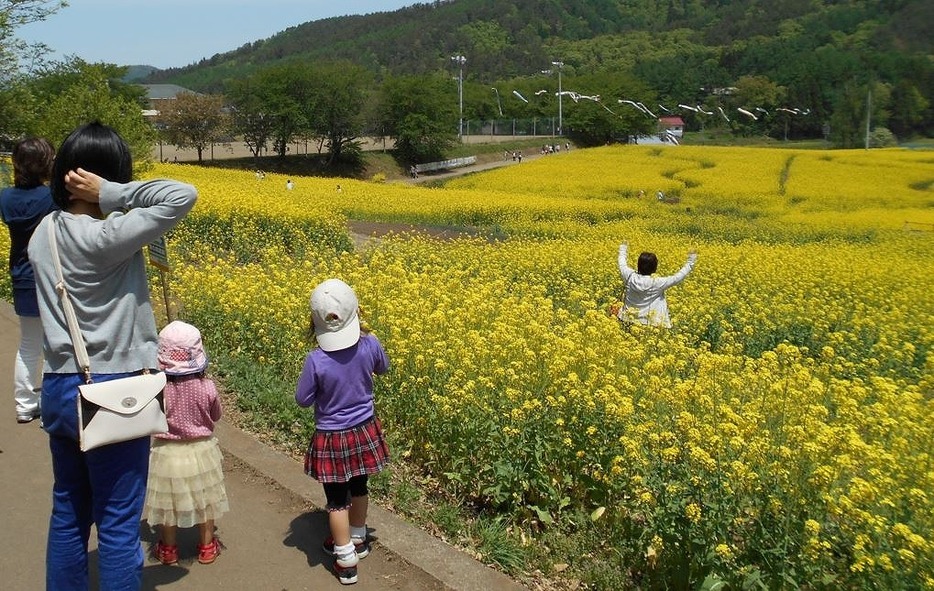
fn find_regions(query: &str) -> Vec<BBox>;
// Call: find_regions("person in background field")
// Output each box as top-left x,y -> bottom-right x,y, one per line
295,278 -> 390,586
27,121 -> 198,591
145,320 -> 229,566
286,179 -> 294,190
1,137 -> 56,424
617,241 -> 697,328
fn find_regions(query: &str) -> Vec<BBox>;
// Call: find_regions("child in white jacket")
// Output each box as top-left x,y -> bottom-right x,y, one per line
618,242 -> 697,327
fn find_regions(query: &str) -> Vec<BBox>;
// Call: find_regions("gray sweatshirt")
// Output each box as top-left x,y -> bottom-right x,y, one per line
28,179 -> 197,374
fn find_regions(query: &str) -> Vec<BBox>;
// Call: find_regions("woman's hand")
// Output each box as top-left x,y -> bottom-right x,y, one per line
64,168 -> 103,203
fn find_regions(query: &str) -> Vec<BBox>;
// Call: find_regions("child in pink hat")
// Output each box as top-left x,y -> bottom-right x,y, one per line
144,320 -> 229,565
296,278 -> 390,585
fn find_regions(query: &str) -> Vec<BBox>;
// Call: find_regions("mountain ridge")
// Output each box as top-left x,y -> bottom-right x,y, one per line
139,0 -> 933,139
143,0 -> 931,88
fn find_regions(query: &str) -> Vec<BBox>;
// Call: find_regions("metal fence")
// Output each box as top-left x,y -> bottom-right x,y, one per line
463,117 -> 561,137
415,156 -> 477,174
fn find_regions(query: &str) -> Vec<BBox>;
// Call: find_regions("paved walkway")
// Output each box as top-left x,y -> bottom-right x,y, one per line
0,301 -> 527,590
408,150 -> 549,185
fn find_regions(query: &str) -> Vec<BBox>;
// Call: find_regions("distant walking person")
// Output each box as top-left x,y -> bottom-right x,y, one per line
286,179 -> 294,190
0,137 -> 56,423
296,278 -> 390,585
145,320 -> 229,566
617,241 -> 697,327
410,165 -> 418,179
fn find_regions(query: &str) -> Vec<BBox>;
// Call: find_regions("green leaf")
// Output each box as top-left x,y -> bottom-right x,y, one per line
701,575 -> 727,591
530,505 -> 554,524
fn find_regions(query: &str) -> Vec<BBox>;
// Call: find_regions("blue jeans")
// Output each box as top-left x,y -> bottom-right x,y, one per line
42,372 -> 151,591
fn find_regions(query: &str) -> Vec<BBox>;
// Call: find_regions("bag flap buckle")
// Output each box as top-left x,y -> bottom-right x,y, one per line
78,372 -> 167,415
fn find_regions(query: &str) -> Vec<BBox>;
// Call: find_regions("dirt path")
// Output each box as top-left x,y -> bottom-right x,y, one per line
406,150 -> 545,185
346,220 -> 484,249
348,148 -> 563,246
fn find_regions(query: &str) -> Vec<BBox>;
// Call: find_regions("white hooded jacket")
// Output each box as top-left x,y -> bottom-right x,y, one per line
618,243 -> 696,328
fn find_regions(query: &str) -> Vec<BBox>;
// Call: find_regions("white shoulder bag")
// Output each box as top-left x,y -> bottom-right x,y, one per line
47,213 -> 169,451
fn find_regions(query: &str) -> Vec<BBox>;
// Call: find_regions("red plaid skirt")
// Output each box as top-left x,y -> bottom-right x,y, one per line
304,417 -> 390,483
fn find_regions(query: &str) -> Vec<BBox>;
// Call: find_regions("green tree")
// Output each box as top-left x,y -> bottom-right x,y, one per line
564,73 -> 656,146
306,61 -> 371,166
0,0 -> 67,142
226,61 -> 370,166
378,74 -> 457,164
887,81 -> 929,139
24,59 -> 156,174
830,80 -> 891,148
0,0 -> 66,82
0,83 -> 37,143
727,75 -> 787,137
226,75 -> 276,164
255,64 -> 311,158
157,92 -> 228,164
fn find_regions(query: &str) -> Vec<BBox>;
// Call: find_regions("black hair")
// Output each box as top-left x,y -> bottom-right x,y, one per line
637,252 -> 658,275
51,122 -> 132,209
12,137 -> 55,189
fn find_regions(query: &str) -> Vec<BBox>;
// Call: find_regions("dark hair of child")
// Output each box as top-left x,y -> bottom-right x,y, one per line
637,252 -> 658,275
12,138 -> 55,189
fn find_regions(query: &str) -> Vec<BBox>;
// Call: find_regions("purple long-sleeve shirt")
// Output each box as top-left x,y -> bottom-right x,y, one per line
295,333 -> 389,431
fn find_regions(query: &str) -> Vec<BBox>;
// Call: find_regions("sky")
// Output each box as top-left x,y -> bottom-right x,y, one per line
16,0 -> 417,70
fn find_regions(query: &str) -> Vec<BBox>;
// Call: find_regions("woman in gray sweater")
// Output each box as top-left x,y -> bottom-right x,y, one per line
28,122 -> 197,591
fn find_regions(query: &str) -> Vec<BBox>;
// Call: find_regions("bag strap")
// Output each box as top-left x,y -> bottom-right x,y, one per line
47,212 -> 93,381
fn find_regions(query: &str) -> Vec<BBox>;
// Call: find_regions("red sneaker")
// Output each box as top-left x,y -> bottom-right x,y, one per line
198,537 -> 222,564
155,541 -> 178,565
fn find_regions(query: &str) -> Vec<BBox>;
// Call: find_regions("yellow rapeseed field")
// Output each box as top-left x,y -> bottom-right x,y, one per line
2,145 -> 931,589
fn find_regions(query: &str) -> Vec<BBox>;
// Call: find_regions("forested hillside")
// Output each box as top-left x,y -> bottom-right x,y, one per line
145,0 -> 932,141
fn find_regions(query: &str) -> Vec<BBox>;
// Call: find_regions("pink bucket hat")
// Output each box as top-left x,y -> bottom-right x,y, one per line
158,320 -> 209,376
310,278 -> 360,352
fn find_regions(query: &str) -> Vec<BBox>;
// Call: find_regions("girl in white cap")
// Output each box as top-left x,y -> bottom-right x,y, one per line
144,320 -> 229,566
296,278 -> 390,585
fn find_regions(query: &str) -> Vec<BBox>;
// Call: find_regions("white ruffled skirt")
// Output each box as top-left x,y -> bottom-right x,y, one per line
143,436 -> 229,528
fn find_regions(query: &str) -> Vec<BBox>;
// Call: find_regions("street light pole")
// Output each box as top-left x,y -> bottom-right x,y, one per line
451,54 -> 467,139
551,61 -> 564,135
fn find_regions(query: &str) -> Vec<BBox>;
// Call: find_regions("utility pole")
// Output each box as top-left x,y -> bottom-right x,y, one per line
451,54 -> 467,140
551,61 -> 564,135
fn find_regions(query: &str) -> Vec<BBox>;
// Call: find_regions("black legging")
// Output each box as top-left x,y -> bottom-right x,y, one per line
322,475 -> 369,511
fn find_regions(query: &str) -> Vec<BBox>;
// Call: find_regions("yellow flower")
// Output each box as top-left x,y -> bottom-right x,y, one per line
715,543 -> 734,560
685,503 -> 701,523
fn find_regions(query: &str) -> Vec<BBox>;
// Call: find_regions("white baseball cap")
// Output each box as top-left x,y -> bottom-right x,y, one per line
310,278 -> 360,351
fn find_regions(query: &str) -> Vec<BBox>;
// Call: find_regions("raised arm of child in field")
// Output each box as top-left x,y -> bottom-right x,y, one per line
618,242 -> 635,281
653,250 -> 698,291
